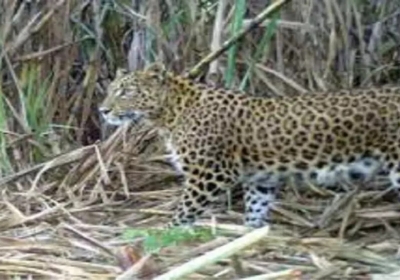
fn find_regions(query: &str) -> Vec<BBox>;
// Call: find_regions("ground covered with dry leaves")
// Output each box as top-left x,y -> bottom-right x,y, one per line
0,124 -> 400,279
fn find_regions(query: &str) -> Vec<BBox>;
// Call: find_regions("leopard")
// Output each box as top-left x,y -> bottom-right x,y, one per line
99,64 -> 400,228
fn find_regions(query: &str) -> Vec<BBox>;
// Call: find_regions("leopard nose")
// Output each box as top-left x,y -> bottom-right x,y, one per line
98,107 -> 111,115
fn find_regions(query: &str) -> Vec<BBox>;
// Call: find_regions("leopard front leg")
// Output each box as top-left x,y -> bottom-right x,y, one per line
166,114 -> 241,227
170,179 -> 219,226
169,167 -> 239,227
168,154 -> 240,227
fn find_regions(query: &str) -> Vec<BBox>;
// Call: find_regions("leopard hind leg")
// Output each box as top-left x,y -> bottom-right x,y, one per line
243,172 -> 284,228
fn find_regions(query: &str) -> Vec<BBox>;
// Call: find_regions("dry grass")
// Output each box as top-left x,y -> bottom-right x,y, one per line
1,123 -> 400,279
1,0 -> 400,279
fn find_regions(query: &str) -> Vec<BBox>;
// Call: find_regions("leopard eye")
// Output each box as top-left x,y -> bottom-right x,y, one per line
115,88 -> 128,98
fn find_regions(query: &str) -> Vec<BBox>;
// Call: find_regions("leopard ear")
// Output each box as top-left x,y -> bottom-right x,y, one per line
145,62 -> 167,81
145,62 -> 166,73
115,68 -> 129,79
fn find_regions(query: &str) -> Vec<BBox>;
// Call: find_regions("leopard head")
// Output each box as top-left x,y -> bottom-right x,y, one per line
99,64 -> 167,126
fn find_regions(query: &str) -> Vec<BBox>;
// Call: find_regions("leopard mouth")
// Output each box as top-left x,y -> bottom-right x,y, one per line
118,111 -> 144,123
99,108 -> 144,126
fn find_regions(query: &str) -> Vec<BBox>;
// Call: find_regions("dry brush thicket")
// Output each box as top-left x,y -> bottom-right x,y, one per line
0,0 -> 400,279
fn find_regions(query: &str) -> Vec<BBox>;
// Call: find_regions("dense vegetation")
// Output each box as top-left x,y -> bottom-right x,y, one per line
0,0 -> 399,278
